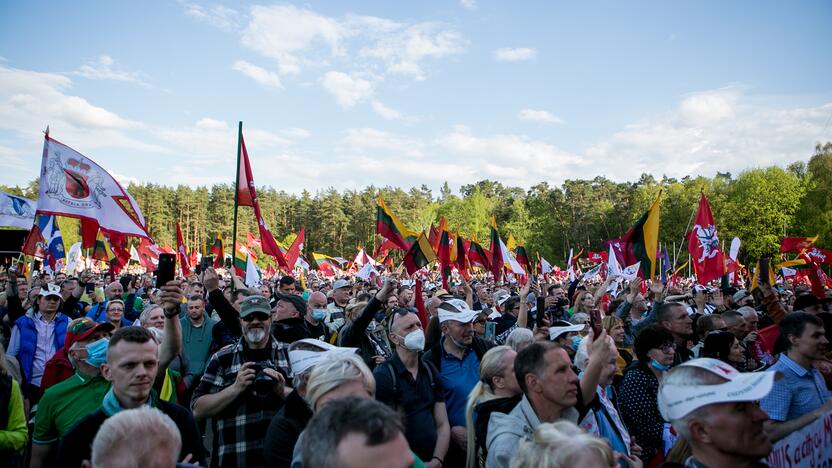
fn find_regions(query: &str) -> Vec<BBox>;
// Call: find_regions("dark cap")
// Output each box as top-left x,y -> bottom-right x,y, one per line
276,292 -> 307,317
239,295 -> 272,318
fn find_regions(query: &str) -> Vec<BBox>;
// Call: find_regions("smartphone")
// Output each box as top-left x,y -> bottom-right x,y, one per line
589,308 -> 603,341
484,321 -> 496,342
156,253 -> 176,288
200,256 -> 214,273
536,296 -> 546,328
85,283 -> 95,294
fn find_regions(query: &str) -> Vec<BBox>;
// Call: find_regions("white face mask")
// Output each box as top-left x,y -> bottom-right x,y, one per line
398,329 -> 426,352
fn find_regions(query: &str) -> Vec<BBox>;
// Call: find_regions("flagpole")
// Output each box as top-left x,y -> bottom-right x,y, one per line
673,201 -> 697,278
231,121 -> 242,290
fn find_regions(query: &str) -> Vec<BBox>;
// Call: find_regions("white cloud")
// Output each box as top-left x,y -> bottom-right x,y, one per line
359,22 -> 466,79
678,88 -> 738,126
195,117 -> 228,131
321,71 -> 374,108
519,109 -> 564,124
371,101 -> 402,120
241,4 -> 344,76
342,128 -> 423,158
73,55 -> 151,87
232,60 -> 282,88
181,2 -> 241,32
494,47 -> 536,62
460,0 -> 477,11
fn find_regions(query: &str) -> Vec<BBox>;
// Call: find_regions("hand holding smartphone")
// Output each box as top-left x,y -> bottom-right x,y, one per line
156,253 -> 176,288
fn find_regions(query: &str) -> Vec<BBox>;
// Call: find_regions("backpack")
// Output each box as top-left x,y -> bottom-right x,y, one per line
383,360 -> 438,417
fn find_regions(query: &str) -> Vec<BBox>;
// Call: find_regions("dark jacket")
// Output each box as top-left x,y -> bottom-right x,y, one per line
473,395 -> 522,463
423,335 -> 492,373
263,389 -> 312,468
337,297 -> 390,369
208,288 -> 242,338
271,317 -> 309,344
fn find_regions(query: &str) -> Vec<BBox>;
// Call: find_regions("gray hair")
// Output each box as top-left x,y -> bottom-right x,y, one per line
511,421 -> 616,468
91,406 -> 180,468
302,396 -> 404,468
138,304 -> 163,327
660,365 -> 728,441
736,306 -> 757,320
305,353 -> 375,411
506,327 -> 534,352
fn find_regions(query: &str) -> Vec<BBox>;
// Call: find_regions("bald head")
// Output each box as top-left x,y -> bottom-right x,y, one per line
307,291 -> 328,310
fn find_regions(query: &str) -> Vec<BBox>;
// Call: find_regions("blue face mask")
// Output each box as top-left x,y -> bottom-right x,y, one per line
650,358 -> 670,372
570,335 -> 582,351
311,309 -> 327,321
85,338 -> 110,367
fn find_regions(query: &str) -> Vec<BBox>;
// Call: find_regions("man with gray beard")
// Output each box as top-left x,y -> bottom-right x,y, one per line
192,295 -> 292,467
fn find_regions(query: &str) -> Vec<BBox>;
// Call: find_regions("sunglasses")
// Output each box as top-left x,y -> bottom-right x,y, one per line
241,314 -> 270,322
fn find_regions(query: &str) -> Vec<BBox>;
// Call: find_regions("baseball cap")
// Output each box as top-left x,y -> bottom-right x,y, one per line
496,293 -> 511,307
66,317 -> 114,346
288,339 -> 358,375
39,283 -> 62,299
276,292 -> 307,317
732,290 -> 752,303
239,295 -> 272,318
658,358 -> 779,421
332,279 -> 351,290
438,299 -> 479,323
549,320 -> 585,340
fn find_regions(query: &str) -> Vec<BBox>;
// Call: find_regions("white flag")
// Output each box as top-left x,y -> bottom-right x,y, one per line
295,256 -> 309,271
500,238 -> 526,275
607,244 -> 621,278
567,248 -> 575,282
619,262 -> 641,281
37,135 -> 150,238
130,245 -> 140,261
356,262 -> 375,280
0,191 -> 36,229
540,257 -> 553,274
781,266 -> 797,278
245,254 -> 261,288
583,263 -> 602,280
66,242 -> 82,273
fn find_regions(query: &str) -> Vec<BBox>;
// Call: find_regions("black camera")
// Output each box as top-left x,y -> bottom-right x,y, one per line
249,362 -> 277,398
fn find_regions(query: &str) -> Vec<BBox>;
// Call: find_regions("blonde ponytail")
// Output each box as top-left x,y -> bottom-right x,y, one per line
465,345 -> 515,468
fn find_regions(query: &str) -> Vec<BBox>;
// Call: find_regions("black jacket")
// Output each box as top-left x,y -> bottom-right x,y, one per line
422,336 -> 492,373
337,297 -> 391,369
263,389 -> 312,468
271,317 -> 310,344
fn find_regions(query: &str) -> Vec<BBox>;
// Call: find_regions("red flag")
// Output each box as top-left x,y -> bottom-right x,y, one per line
80,219 -> 99,249
246,232 -> 262,250
437,219 -> 453,290
237,132 -> 289,269
136,238 -> 160,271
489,217 -> 504,282
805,246 -> 832,266
455,233 -> 470,279
176,223 -> 191,276
189,248 -> 198,268
687,194 -> 724,285
587,251 -> 608,263
414,280 -> 428,329
800,252 -> 828,299
428,223 -> 439,252
286,227 -> 305,271
106,232 -> 131,274
780,236 -> 817,253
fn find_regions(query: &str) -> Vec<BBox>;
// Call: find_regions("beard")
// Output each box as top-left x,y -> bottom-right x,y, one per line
245,328 -> 267,343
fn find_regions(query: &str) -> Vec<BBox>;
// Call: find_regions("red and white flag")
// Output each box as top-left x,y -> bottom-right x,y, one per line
136,238 -> 160,271
35,133 -> 151,240
286,227 -> 306,270
687,194 -> 724,285
176,223 -> 191,276
237,132 -> 289,269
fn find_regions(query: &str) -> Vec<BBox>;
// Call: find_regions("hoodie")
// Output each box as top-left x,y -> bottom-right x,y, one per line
485,395 -> 579,468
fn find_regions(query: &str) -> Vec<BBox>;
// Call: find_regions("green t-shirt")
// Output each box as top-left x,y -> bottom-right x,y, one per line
32,372 -> 111,444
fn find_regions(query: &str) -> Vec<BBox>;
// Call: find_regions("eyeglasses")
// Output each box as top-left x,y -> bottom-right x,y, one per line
657,343 -> 675,353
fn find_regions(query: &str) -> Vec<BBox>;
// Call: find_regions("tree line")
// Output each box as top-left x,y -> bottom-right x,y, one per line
3,143 -> 831,270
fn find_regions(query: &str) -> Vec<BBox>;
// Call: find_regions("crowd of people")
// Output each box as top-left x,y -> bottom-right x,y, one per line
0,263 -> 830,468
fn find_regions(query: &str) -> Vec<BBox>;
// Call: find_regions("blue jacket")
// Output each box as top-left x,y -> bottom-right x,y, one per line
14,312 -> 68,386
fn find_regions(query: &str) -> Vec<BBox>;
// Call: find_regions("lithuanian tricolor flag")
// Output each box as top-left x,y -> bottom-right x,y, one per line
234,246 -> 247,276
92,230 -> 114,262
376,194 -> 417,251
403,232 -> 437,276
621,191 -> 661,278
211,232 -> 223,268
312,253 -> 342,271
489,217 -> 504,281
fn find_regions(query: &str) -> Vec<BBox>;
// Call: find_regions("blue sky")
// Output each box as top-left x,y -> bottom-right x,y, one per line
1,0 -> 830,194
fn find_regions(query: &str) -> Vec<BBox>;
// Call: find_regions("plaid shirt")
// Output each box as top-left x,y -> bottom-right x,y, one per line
192,337 -> 291,468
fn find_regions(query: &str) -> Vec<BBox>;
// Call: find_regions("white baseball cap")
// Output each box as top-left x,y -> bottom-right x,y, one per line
549,321 -> 585,340
39,283 -> 62,299
438,298 -> 479,324
288,338 -> 358,375
658,358 -> 779,421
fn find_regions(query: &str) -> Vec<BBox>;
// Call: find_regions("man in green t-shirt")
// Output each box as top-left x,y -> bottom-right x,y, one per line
30,317 -> 113,467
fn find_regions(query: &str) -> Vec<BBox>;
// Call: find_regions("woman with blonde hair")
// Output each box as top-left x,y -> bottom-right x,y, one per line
511,421 -> 642,468
104,299 -> 131,329
464,346 -> 522,468
602,315 -> 633,380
